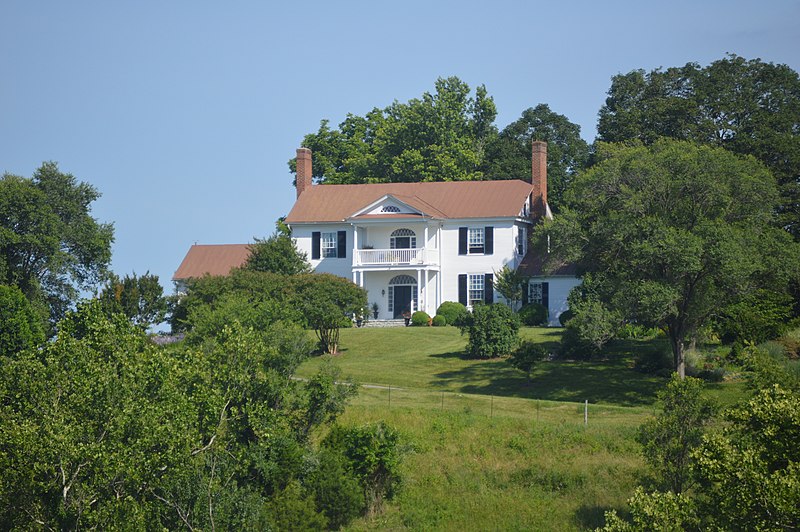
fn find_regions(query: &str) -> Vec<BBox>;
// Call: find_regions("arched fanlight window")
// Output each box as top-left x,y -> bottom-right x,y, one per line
389,275 -> 417,285
390,228 -> 416,249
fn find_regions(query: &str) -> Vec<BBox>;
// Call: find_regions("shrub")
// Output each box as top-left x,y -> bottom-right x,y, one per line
432,315 -> 447,327
436,301 -> 468,326
411,311 -> 431,326
716,289 -> 793,345
558,309 -> 574,326
509,340 -> 548,377
458,303 -> 520,358
518,303 -> 548,326
306,449 -> 364,529
0,284 -> 45,357
634,347 -> 673,375
559,300 -> 619,358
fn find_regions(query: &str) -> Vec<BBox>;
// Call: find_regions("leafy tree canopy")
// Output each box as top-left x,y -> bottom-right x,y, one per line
0,162 -> 114,326
244,222 -> 311,276
291,77 -> 498,184
540,139 -> 800,376
98,271 -> 168,328
0,284 -> 45,357
485,103 -> 590,212
598,54 -> 800,236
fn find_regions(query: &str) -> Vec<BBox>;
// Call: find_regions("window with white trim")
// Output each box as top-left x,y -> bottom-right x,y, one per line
468,274 -> 484,307
390,228 -> 416,249
468,227 -> 485,254
381,205 -> 401,213
321,232 -> 337,258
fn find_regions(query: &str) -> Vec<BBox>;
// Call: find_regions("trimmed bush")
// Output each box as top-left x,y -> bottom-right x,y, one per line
509,340 -> 548,377
459,303 -> 520,358
518,303 -> 548,326
436,301 -> 468,326
432,315 -> 447,327
411,311 -> 431,326
558,309 -> 574,326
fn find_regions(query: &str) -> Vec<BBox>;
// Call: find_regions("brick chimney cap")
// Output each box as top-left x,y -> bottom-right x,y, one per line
297,147 -> 312,154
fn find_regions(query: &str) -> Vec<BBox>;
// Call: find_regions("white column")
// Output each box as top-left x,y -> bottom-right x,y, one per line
353,226 -> 359,265
424,270 -> 429,314
417,269 -> 422,312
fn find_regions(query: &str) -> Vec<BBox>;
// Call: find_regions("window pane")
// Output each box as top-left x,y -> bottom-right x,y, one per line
322,232 -> 337,258
468,228 -> 484,254
529,282 -> 543,305
468,274 -> 484,306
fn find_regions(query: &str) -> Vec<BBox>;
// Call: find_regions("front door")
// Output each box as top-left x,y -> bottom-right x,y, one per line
393,286 -> 412,319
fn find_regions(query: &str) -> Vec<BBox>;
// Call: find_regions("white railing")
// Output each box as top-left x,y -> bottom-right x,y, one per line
354,248 -> 438,266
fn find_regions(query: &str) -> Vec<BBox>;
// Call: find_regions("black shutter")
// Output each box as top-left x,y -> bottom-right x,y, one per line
458,274 -> 468,306
312,232 -> 321,259
458,227 -> 467,255
337,231 -> 347,258
542,282 -> 549,312
522,280 -> 529,305
484,226 -> 493,255
484,273 -> 493,304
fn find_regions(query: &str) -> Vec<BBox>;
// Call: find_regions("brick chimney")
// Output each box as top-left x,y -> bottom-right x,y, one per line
296,147 -> 313,198
531,140 -> 548,218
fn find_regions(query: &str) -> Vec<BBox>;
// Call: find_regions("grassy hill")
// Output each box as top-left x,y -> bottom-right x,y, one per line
296,326 -> 746,530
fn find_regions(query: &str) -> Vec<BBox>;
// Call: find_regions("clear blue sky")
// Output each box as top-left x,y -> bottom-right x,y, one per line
2,0 -> 798,323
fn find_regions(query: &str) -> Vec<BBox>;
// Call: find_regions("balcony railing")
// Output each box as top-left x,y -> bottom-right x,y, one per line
354,248 -> 438,266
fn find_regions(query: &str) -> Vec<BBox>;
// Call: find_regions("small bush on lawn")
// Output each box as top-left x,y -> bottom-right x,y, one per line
458,303 -> 520,358
509,340 -> 548,379
518,303 -> 548,326
634,347 -> 673,376
436,301 -> 468,326
558,309 -> 574,326
411,311 -> 431,326
432,315 -> 447,327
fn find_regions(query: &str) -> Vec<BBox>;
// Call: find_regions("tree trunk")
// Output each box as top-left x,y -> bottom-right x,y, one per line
668,324 -> 687,378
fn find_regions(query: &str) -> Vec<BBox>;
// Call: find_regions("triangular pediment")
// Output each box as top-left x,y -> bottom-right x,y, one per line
349,195 -> 424,218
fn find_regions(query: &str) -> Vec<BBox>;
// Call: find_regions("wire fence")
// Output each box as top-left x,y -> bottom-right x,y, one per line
351,384 -> 649,429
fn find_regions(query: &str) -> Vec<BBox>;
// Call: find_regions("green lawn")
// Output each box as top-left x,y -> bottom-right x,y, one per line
298,326 -> 669,407
297,326 -> 749,530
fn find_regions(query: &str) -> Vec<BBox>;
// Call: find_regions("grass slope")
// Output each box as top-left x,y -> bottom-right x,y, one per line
298,326 -> 748,530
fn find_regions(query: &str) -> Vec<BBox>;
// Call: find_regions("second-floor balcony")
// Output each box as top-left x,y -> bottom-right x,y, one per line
354,248 -> 438,267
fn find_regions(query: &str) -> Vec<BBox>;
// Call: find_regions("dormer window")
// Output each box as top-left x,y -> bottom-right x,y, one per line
381,205 -> 401,213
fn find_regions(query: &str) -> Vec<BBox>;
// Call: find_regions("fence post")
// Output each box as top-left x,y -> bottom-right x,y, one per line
584,400 -> 588,426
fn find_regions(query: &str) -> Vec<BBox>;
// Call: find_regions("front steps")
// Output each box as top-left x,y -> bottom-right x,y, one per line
359,319 -> 408,328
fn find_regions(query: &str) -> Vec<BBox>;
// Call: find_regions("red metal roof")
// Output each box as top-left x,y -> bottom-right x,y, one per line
173,244 -> 251,281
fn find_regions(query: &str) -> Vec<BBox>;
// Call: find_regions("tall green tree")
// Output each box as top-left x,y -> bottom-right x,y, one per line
0,284 -> 45,357
98,271 -> 168,328
484,103 -> 590,212
290,77 -> 498,184
598,55 -> 800,236
0,163 -> 114,326
540,139 -> 800,376
244,223 -> 311,276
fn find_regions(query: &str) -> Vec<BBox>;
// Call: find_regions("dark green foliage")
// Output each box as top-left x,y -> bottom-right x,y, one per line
432,315 -> 447,327
0,299 -> 357,529
716,289 -> 793,345
291,77 -> 497,185
323,422 -> 404,517
509,340 -> 548,378
0,163 -> 114,327
518,303 -> 548,326
436,301 -> 468,327
558,309 -> 574,326
245,226 -> 311,275
634,348 -> 674,376
636,375 -> 716,493
541,139 -> 800,375
98,271 -> 168,328
458,303 -> 520,358
559,293 -> 620,358
292,273 -> 368,354
0,284 -> 45,357
306,449 -> 365,529
598,55 -> 800,237
484,103 -> 590,212
411,311 -> 431,326
265,481 -> 328,531
739,343 -> 800,393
